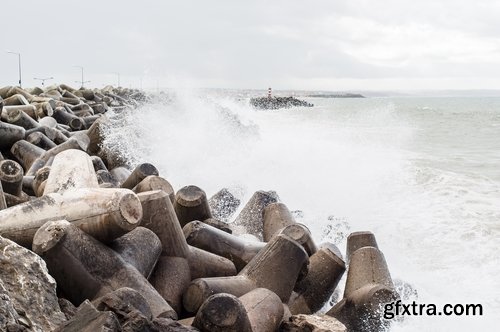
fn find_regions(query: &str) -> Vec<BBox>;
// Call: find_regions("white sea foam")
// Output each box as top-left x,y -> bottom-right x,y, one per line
103,91 -> 500,331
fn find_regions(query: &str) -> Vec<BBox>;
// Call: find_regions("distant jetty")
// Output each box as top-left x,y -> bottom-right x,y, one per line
307,93 -> 365,98
250,96 -> 314,110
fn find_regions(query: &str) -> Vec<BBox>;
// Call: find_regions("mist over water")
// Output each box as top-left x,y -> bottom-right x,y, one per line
104,91 -> 500,331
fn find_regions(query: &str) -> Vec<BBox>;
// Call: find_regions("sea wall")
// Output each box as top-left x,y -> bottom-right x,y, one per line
0,84 -> 398,331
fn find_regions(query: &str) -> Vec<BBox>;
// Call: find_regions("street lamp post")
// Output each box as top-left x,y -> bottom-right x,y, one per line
112,72 -> 121,87
74,65 -> 90,88
34,77 -> 54,87
7,51 -> 22,88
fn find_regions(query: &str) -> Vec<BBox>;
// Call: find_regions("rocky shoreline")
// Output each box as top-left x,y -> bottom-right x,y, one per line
0,84 -> 399,331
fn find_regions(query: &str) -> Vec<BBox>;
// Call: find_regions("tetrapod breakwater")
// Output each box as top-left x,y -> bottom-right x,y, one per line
0,84 -> 399,331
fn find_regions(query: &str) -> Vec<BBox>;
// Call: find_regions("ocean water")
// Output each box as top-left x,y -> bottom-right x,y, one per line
103,91 -> 500,331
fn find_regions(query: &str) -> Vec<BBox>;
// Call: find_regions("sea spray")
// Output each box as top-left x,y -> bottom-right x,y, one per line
104,91 -> 500,330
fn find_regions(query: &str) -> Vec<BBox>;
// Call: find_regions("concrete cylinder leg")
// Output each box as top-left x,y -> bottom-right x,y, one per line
32,220 -> 177,319
187,246 -> 239,280
38,116 -> 58,128
288,246 -> 346,315
174,185 -> 212,227
1,93 -> 29,106
2,106 -> 39,129
149,256 -> 191,315
184,276 -> 256,314
240,233 -> 309,302
208,188 -> 241,222
137,190 -> 190,257
3,191 -> 30,207
43,149 -> 99,195
280,223 -> 317,256
193,293 -> 252,332
0,182 -> 7,210
10,140 -> 45,171
242,288 -> 284,332
121,163 -> 159,189
97,170 -> 118,187
183,220 -> 265,271
183,234 -> 308,313
22,175 -> 35,196
346,231 -> 378,262
26,132 -> 57,150
33,166 -> 51,197
54,107 -> 86,131
0,160 -> 24,197
86,116 -> 109,154
34,135 -> 90,170
110,166 -> 131,187
0,188 -> 143,247
0,122 -> 26,151
193,288 -> 284,332
132,176 -> 175,204
91,156 -> 108,172
343,246 -> 394,298
263,202 -> 296,242
327,284 -> 399,332
25,125 -> 57,142
34,101 -> 54,118
231,190 -> 279,240
109,226 -> 162,279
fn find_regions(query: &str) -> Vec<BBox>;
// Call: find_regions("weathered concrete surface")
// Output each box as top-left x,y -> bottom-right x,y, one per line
280,314 -> 347,332
0,235 -> 66,331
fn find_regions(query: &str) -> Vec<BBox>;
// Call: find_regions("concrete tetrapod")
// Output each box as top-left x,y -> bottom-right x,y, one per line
0,159 -> 24,197
208,188 -> 241,222
262,202 -> 296,242
10,140 -> 45,171
32,220 -> 177,319
0,188 -> 142,248
231,190 -> 279,240
193,288 -> 284,332
132,175 -> 175,204
183,233 -> 309,313
183,220 -> 266,271
121,163 -> 159,189
138,190 -> 236,315
109,226 -> 162,279
43,149 -> 99,195
0,122 -> 25,151
288,245 -> 346,315
327,246 -> 398,331
279,223 -> 317,257
346,231 -> 378,262
174,185 -> 212,227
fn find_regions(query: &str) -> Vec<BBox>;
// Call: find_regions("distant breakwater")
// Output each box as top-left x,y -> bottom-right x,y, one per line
0,84 -> 399,331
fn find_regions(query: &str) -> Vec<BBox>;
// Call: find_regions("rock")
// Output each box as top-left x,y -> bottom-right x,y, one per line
0,235 -> 66,331
92,287 -> 153,323
280,314 -> 347,332
58,299 -> 77,320
55,300 -> 120,332
150,318 -> 200,331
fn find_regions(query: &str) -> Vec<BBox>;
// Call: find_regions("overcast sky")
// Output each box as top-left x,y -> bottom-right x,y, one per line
1,0 -> 499,91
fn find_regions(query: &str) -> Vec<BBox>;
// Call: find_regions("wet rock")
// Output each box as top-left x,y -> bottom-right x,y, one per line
55,300 -> 120,332
0,235 -> 66,331
280,314 -> 346,332
57,298 -> 77,321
